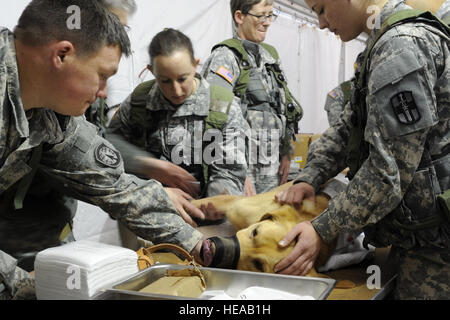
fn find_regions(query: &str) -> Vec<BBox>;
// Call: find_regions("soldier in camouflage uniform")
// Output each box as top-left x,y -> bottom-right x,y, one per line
107,28 -> 248,202
201,0 -> 303,195
274,0 -> 450,299
0,0 -> 230,300
323,80 -> 354,127
324,1 -> 448,129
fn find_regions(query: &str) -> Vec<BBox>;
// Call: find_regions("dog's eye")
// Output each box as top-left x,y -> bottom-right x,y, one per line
252,259 -> 264,272
252,227 -> 258,237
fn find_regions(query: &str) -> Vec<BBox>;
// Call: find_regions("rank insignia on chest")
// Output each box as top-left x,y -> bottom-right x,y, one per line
390,91 -> 421,125
95,143 -> 121,168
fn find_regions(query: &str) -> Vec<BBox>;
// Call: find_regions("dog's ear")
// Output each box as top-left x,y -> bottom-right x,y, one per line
260,213 -> 276,222
259,205 -> 297,222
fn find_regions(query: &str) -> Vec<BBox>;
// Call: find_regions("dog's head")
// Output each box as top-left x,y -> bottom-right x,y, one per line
235,195 -> 331,274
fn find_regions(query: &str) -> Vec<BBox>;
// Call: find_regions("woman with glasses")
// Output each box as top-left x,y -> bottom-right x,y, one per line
202,0 -> 303,196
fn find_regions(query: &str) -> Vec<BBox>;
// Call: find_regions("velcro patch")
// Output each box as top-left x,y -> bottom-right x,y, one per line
95,143 -> 121,168
215,65 -> 235,84
390,91 -> 421,125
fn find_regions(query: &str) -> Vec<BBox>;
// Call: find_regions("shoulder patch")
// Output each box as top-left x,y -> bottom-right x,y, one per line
95,143 -> 121,168
215,65 -> 235,84
390,91 -> 421,125
328,90 -> 338,99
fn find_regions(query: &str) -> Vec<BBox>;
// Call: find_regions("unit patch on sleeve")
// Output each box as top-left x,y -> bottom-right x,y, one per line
215,65 -> 235,84
95,143 -> 121,168
390,91 -> 421,125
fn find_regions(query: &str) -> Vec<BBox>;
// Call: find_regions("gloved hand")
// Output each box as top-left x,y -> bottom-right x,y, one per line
200,236 -> 240,269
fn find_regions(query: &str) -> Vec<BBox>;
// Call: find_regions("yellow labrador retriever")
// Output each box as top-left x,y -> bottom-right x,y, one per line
191,182 -> 335,278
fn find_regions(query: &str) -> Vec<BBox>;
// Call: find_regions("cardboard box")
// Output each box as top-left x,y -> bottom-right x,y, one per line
290,133 -> 321,169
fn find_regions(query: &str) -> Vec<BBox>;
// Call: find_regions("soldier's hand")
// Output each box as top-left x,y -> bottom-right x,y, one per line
274,221 -> 322,276
141,158 -> 201,198
244,176 -> 256,196
199,202 -> 226,221
164,188 -> 205,227
278,155 -> 291,185
274,182 -> 315,210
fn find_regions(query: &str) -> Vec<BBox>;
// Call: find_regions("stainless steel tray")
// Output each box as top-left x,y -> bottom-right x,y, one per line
102,264 -> 336,300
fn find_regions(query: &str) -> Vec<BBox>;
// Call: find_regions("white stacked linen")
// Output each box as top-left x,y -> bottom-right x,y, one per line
35,240 -> 139,300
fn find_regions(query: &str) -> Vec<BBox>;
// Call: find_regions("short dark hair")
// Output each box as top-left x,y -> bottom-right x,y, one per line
230,0 -> 274,24
148,28 -> 195,65
14,0 -> 131,57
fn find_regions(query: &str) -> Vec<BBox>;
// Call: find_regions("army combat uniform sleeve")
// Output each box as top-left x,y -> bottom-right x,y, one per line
40,117 -> 203,252
106,93 -> 157,176
310,23 -> 449,243
201,46 -> 242,94
0,250 -> 35,300
294,101 -> 354,191
324,86 -> 347,127
206,98 -> 249,196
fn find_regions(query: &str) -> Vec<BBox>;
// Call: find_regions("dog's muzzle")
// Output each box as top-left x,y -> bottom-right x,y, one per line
204,235 -> 240,269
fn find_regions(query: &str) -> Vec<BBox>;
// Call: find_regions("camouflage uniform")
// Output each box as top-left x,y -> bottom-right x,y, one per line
0,251 -> 35,300
0,28 -> 203,298
202,39 -> 300,194
107,75 -> 248,197
295,0 -> 450,299
436,0 -> 450,21
85,98 -> 109,133
323,0 -> 449,130
324,80 -> 354,127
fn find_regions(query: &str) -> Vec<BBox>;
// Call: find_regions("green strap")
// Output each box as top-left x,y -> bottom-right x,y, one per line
14,143 -> 43,210
260,43 -> 279,60
340,80 -> 352,104
202,85 -> 233,186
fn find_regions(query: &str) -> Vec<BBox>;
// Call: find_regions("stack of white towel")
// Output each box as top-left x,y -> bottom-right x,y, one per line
35,240 -> 139,300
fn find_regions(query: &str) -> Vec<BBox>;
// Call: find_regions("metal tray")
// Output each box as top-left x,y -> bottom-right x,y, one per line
102,264 -> 336,300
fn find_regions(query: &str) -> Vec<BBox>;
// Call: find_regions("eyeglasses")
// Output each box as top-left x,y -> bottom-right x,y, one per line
245,11 -> 278,23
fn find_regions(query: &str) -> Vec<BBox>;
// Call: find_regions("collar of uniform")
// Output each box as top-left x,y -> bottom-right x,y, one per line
366,0 -> 411,45
241,39 -> 260,57
2,29 -> 29,138
237,37 -> 277,66
146,73 -> 210,117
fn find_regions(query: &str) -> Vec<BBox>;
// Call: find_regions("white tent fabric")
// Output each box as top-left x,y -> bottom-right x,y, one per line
1,0 -> 365,245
